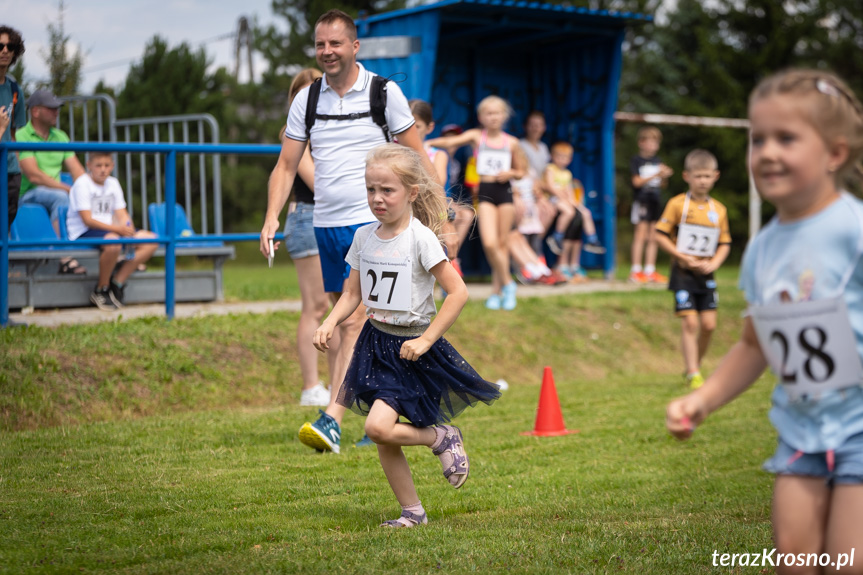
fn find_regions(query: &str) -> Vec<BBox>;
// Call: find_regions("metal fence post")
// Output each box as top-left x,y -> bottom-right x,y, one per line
165,151 -> 177,320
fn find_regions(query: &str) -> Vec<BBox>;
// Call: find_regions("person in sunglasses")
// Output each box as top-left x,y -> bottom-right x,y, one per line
0,26 -> 25,229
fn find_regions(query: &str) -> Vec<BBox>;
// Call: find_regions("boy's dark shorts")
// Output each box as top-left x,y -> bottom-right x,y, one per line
631,193 -> 661,224
674,288 -> 718,316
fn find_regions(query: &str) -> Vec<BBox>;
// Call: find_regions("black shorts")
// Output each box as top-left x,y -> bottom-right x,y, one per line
7,173 -> 21,227
477,181 -> 513,206
564,209 -> 583,241
674,288 -> 718,315
631,193 -> 661,224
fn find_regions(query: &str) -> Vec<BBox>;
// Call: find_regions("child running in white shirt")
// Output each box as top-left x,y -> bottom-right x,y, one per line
666,69 -> 863,572
313,144 -> 501,528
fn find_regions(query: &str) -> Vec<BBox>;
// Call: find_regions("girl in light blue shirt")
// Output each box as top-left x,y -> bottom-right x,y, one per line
667,69 -> 863,571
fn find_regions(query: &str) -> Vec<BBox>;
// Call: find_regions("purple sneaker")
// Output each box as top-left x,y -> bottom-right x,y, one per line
432,425 -> 469,488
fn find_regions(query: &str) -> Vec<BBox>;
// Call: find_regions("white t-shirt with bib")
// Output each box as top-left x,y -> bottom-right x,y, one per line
67,174 -> 126,240
346,218 -> 447,327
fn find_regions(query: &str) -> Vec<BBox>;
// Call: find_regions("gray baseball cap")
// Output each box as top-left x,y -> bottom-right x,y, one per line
28,89 -> 63,109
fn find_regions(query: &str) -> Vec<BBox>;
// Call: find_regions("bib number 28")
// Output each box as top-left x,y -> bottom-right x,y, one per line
770,326 -> 835,384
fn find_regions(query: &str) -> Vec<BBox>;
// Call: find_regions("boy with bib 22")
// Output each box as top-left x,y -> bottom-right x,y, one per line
313,144 -> 500,528
656,149 -> 731,389
667,69 -> 863,574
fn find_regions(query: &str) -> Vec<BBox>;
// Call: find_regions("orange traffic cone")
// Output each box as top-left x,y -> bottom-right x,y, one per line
521,366 -> 579,436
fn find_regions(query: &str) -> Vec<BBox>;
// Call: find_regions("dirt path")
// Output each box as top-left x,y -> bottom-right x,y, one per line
9,280 -> 659,328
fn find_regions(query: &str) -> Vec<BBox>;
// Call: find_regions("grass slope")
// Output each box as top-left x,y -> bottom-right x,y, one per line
1,268 -> 779,573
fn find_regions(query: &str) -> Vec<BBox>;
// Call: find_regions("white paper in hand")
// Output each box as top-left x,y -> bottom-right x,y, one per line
268,239 -> 274,268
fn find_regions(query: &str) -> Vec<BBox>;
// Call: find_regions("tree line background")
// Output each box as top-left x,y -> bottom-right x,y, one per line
11,0 -> 863,248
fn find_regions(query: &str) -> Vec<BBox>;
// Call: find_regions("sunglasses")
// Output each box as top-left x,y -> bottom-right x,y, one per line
0,43 -> 19,52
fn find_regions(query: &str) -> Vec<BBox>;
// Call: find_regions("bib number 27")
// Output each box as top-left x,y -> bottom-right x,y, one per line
366,269 -> 399,304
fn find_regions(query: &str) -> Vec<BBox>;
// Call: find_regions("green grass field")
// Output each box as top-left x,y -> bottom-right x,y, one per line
1,264 -> 779,574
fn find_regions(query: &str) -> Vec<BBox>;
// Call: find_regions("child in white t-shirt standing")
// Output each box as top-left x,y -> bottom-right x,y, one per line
67,151 -> 157,310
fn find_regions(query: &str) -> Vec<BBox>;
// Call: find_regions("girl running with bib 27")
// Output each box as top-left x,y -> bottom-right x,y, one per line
313,144 -> 500,528
667,69 -> 863,573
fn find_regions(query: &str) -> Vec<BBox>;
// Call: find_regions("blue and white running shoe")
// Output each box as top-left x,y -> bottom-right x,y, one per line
298,410 -> 341,454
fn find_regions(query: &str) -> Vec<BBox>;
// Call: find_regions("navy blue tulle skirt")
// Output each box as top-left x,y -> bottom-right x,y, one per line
337,319 -> 500,427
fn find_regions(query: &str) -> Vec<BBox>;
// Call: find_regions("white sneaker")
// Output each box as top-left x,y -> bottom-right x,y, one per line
300,382 -> 330,406
496,379 -> 510,391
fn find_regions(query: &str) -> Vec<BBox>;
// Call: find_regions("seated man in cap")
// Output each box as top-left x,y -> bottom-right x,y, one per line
17,89 -> 87,274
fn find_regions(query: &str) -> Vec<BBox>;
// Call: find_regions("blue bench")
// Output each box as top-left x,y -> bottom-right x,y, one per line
7,203 -> 235,309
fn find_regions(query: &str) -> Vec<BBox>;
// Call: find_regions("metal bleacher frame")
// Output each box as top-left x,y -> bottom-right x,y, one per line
1,140 -> 281,326
1,95 -> 281,322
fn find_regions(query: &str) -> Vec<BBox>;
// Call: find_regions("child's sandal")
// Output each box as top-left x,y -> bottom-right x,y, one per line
58,259 -> 87,275
380,510 -> 427,528
432,425 -> 469,489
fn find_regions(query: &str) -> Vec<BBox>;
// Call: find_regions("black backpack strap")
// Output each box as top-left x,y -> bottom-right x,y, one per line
304,77 -> 323,150
370,75 -> 391,143
304,75 -> 391,144
315,111 -> 372,121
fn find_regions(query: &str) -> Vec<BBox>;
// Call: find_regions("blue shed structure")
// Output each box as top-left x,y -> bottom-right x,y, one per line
356,0 -> 650,275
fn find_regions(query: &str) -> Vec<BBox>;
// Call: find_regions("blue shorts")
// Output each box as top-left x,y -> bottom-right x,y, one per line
283,202 -> 318,259
77,228 -> 118,251
763,432 -> 863,486
314,223 -> 367,293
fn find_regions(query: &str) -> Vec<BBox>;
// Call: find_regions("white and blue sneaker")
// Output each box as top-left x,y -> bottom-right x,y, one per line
502,282 -> 517,311
299,410 -> 341,454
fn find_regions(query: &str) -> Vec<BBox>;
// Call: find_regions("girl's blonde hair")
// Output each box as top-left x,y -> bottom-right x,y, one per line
366,144 -> 449,238
750,68 -> 863,186
477,95 -> 513,122
289,68 -> 323,106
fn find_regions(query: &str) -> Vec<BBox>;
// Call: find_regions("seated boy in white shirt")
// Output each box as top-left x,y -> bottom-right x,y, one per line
67,151 -> 158,310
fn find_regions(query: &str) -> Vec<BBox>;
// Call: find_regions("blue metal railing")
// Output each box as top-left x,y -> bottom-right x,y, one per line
1,141 -> 282,327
